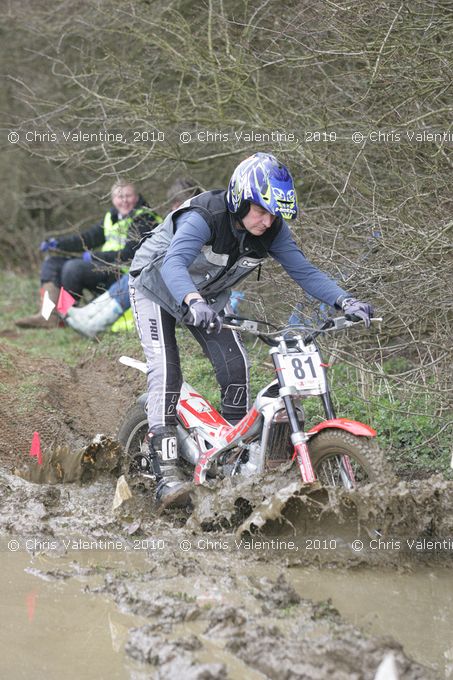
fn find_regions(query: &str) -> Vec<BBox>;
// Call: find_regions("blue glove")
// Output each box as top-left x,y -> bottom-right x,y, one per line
341,298 -> 374,328
188,299 -> 222,334
40,238 -> 59,252
82,251 -> 92,263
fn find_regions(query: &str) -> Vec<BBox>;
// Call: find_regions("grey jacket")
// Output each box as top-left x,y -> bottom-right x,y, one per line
130,190 -> 282,320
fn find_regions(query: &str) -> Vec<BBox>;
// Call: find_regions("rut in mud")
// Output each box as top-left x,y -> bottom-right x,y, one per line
2,455 -> 451,678
6,441 -> 453,564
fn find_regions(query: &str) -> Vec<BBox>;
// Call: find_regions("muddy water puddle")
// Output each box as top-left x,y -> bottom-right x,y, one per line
4,542 -> 450,679
1,547 -> 148,680
165,560 -> 453,677
287,565 -> 453,679
3,466 -> 453,678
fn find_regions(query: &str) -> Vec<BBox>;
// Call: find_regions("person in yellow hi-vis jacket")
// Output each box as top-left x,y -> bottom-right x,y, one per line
63,178 -> 202,338
16,179 -> 160,330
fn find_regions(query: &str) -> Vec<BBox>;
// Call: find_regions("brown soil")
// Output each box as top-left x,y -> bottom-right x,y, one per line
0,339 -> 143,469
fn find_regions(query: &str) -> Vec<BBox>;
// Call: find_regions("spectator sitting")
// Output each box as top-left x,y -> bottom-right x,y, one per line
16,179 -> 161,329
64,178 -> 202,338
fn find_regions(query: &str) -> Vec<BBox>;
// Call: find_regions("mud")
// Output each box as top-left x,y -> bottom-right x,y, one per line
120,582 -> 429,680
3,534 -> 441,679
1,341 -> 452,677
15,435 -> 123,484
2,456 -> 453,676
0,339 -> 142,469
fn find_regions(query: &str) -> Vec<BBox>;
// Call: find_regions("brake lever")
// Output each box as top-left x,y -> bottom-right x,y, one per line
333,316 -> 354,329
222,320 -> 259,333
340,315 -> 383,327
307,316 -> 383,340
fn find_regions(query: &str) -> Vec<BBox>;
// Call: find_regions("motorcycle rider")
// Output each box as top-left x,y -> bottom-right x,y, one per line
129,152 -> 373,508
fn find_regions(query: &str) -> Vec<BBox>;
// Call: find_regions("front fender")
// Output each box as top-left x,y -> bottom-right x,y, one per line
308,418 -> 376,437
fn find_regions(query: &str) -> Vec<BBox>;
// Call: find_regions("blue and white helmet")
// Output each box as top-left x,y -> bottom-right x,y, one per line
226,152 -> 298,220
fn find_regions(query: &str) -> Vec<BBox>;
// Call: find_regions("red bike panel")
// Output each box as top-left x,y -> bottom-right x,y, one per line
194,408 -> 261,484
308,418 -> 376,437
178,393 -> 230,428
194,448 -> 219,485
225,407 -> 260,443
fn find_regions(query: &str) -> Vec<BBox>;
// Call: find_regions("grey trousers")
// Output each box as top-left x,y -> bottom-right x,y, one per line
129,279 -> 250,432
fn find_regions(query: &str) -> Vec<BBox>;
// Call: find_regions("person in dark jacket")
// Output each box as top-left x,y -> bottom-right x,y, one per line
129,153 -> 374,508
64,178 -> 201,338
16,179 -> 160,329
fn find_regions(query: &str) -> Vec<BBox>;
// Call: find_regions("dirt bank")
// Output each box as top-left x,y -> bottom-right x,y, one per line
0,339 -> 142,468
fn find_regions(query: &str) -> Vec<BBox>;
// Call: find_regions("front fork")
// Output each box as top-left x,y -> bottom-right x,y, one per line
271,350 -> 355,487
270,349 -> 316,484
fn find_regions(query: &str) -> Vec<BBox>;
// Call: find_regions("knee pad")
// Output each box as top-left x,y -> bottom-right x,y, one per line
61,259 -> 86,295
222,383 -> 247,410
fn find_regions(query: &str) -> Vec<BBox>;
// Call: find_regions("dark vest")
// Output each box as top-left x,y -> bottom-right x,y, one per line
130,190 -> 283,320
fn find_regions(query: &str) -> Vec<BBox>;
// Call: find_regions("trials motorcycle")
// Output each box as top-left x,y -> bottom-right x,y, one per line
118,315 -> 388,489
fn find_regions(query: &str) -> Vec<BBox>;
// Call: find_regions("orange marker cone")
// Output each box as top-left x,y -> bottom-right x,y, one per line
29,431 -> 43,465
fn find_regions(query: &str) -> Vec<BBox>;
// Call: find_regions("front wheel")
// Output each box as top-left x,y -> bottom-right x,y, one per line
308,429 -> 391,488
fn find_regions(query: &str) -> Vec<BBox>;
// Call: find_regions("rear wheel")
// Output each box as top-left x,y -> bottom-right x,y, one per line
308,429 -> 391,488
117,404 -> 148,470
117,404 -> 198,479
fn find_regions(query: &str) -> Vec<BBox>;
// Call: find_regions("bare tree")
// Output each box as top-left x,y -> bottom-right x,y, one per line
1,0 -> 452,434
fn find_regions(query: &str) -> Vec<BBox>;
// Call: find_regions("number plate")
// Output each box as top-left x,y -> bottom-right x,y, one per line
279,349 -> 326,394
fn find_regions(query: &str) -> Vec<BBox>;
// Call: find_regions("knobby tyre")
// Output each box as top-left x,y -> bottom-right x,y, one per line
308,429 -> 392,487
117,403 -> 148,463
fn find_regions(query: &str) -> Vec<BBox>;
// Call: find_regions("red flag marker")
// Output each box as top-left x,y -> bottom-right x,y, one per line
56,287 -> 76,316
29,431 -> 43,465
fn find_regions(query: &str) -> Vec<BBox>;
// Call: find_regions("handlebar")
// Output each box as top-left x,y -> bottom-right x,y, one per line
222,315 -> 382,348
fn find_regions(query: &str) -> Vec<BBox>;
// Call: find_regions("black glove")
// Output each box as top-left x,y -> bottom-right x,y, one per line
188,299 -> 222,334
341,298 -> 374,328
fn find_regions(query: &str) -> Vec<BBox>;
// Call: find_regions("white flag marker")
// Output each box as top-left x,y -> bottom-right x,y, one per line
112,475 -> 133,510
41,291 -> 56,320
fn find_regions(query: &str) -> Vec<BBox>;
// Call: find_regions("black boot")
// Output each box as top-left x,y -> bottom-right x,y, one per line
147,426 -> 192,509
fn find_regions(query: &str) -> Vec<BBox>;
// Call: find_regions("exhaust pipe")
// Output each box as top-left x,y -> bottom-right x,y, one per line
176,425 -> 200,465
